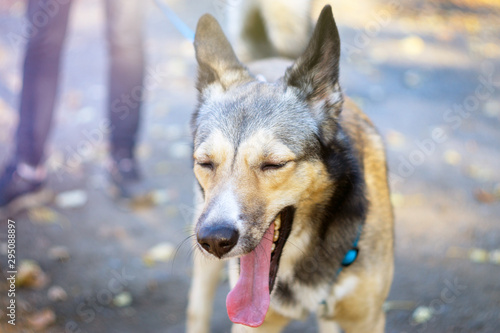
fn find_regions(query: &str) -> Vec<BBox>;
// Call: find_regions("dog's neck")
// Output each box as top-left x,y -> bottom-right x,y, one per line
271,131 -> 367,313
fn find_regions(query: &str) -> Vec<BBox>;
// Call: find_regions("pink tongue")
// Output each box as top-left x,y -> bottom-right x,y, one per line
226,223 -> 274,327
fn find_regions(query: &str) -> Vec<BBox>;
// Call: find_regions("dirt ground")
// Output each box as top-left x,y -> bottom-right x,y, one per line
0,0 -> 499,332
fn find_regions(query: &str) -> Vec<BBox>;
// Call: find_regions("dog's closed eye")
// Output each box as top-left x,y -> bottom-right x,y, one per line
197,161 -> 215,170
261,161 -> 290,171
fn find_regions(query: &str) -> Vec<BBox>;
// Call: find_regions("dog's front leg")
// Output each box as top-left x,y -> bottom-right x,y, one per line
186,255 -> 224,333
317,318 -> 342,333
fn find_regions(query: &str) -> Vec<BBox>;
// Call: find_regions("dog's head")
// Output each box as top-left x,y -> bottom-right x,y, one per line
191,5 -> 345,326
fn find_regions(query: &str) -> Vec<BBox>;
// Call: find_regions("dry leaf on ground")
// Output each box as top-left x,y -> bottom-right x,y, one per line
17,260 -> 49,289
47,285 -> 68,302
143,242 -> 175,266
27,308 -> 56,330
55,190 -> 88,209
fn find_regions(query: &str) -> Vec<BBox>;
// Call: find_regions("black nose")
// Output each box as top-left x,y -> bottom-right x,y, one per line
197,225 -> 239,258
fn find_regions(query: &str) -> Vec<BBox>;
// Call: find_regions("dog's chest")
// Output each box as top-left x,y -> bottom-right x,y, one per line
271,268 -> 359,319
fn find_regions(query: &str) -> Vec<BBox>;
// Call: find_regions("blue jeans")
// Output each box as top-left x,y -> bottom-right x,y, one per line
15,0 -> 144,166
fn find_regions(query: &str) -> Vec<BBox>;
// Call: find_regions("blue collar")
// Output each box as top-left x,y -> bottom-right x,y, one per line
319,225 -> 363,316
341,229 -> 361,267
337,225 -> 362,275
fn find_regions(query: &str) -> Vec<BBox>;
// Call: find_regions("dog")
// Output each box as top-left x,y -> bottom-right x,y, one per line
187,5 -> 394,333
224,0 -> 313,62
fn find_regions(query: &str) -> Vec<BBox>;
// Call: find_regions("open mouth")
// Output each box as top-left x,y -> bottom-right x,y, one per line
269,206 -> 295,293
226,206 -> 295,327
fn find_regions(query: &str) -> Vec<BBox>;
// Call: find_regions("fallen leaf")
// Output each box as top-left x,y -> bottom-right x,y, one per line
28,206 -> 58,224
17,260 -> 50,289
113,292 -> 133,307
474,188 -> 496,204
143,242 -> 175,264
27,308 -> 56,330
469,248 -> 489,263
412,306 -> 434,324
47,285 -> 68,302
129,193 -> 156,210
55,190 -> 88,209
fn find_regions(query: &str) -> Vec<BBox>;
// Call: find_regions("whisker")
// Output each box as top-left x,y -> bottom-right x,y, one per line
283,240 -> 306,256
191,245 -> 202,262
171,234 -> 196,270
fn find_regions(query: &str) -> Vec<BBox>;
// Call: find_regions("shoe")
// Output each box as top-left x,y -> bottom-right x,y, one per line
108,157 -> 146,199
0,162 -> 50,215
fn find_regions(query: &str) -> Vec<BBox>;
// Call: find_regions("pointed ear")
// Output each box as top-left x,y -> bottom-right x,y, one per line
194,14 -> 252,93
285,5 -> 343,136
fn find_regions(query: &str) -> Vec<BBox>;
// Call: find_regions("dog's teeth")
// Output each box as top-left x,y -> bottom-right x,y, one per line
271,243 -> 276,252
273,230 -> 279,242
274,216 -> 281,230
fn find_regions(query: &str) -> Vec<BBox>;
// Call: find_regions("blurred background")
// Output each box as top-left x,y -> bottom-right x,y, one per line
0,0 -> 499,332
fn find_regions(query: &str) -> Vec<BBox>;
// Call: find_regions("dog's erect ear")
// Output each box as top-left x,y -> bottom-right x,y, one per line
194,14 -> 252,93
285,6 -> 343,141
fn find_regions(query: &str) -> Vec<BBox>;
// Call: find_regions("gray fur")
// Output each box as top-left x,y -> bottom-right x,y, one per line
192,79 -> 321,160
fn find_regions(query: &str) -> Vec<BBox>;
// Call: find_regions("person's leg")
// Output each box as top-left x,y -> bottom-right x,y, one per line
105,0 -> 144,162
16,0 -> 73,167
104,0 -> 145,198
1,0 -> 73,210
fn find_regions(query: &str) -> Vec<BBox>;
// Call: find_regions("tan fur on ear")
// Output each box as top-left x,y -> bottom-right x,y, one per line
194,14 -> 253,91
